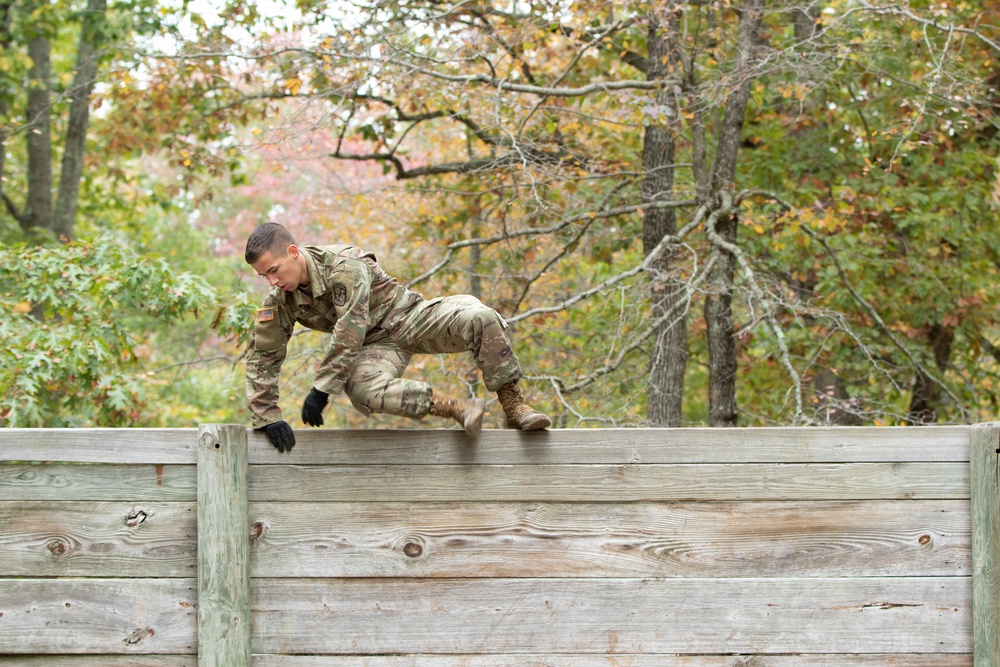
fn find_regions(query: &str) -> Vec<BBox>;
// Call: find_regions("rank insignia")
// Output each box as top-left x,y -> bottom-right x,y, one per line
257,308 -> 275,323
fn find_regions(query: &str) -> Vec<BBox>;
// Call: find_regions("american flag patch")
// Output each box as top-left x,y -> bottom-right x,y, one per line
257,308 -> 275,323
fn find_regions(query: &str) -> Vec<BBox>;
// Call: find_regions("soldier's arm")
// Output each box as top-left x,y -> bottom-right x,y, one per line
245,296 -> 294,429
312,259 -> 373,396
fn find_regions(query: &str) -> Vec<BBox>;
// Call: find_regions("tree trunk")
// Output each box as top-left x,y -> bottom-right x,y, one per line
907,323 -> 954,425
641,10 -> 687,426
0,0 -> 13,202
792,6 -> 819,42
53,0 -> 107,241
703,0 -> 764,427
25,31 -> 53,236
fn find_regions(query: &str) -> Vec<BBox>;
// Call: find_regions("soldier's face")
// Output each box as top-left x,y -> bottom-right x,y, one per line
251,246 -> 305,292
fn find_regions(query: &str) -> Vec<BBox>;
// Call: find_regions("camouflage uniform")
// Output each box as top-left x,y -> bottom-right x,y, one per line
245,244 -> 522,429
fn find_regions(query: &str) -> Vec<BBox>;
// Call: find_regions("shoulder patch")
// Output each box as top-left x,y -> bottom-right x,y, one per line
332,283 -> 348,307
257,308 -> 275,323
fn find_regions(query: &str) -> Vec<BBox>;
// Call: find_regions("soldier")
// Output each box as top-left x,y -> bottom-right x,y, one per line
244,222 -> 550,452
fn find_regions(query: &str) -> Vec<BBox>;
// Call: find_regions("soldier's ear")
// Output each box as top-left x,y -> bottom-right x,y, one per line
286,244 -> 300,259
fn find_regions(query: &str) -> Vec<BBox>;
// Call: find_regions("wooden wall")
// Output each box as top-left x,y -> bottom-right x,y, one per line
0,425 -> 994,666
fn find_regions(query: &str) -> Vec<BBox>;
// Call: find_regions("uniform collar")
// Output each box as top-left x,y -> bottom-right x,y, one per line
299,246 -> 326,300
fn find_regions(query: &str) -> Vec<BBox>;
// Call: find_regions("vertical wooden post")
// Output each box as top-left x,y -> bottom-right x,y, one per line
972,422 -> 1000,667
197,424 -> 250,667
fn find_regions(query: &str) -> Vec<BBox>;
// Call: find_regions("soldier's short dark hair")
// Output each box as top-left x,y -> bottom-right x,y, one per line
245,222 -> 296,264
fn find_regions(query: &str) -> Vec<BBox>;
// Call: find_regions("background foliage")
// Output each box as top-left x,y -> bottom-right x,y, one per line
1,0 -> 997,428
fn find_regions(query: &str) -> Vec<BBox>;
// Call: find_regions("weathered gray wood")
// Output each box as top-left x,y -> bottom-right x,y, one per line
0,578 -> 197,653
247,500 -> 970,578
1,429 -> 198,463
246,426 -> 971,464
0,659 -> 195,666
0,460 -> 967,503
0,464 -> 196,501
247,462 -> 969,502
0,501 -> 196,577
250,656 -> 973,667
251,577 -> 971,654
1,426 -> 971,464
971,422 -> 1000,667
0,498 -> 967,580
197,425 -> 250,667
0,656 -> 973,667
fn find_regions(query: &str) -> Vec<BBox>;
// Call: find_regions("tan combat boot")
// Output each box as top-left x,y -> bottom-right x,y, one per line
496,380 -> 550,430
428,395 -> 485,437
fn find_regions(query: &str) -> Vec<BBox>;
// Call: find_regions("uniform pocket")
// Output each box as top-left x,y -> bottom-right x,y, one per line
254,319 -> 286,351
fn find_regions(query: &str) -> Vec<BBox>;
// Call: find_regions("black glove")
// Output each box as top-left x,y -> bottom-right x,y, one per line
257,420 -> 296,453
301,387 -> 329,427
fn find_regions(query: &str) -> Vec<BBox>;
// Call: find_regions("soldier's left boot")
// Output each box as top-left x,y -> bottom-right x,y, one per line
496,380 -> 550,430
428,395 -> 485,437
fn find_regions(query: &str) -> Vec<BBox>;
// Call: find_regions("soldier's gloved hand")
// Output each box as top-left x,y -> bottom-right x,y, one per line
301,388 -> 329,427
257,420 -> 296,453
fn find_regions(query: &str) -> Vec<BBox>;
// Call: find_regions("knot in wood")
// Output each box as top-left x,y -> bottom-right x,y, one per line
124,627 -> 155,645
249,521 -> 267,541
918,534 -> 932,545
46,539 -> 69,556
403,541 -> 424,558
125,509 -> 149,528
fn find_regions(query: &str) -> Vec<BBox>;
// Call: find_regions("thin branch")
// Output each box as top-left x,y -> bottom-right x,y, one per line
528,249 -> 714,395
406,198 -> 698,288
507,204 -> 707,323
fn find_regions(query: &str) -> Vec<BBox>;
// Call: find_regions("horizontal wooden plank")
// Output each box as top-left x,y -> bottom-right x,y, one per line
0,461 -> 969,503
251,577 -> 972,654
0,579 -> 197,654
0,502 -> 196,577
0,659 -> 195,666
0,656 -> 973,667
1,577 -> 970,655
3,500 -> 969,579
247,462 -> 969,502
249,500 -> 970,578
1,426 -> 970,465
0,429 -> 199,464
246,426 -> 971,465
0,464 -> 196,501
250,655 -> 973,667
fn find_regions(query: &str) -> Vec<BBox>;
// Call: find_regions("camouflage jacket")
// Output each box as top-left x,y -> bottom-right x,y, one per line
245,244 -> 423,428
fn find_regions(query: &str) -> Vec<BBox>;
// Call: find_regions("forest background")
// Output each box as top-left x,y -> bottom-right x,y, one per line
1,0 -> 998,430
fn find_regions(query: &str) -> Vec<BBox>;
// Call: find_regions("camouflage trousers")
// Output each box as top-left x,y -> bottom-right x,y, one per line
344,294 -> 522,418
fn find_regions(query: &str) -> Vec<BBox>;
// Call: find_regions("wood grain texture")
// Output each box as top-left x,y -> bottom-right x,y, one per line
250,577 -> 972,654
1,426 -> 970,464
970,422 -> 1000,667
0,579 -> 197,653
1,429 -> 199,463
245,426 -> 971,465
0,501 -> 196,577
197,424 -> 251,667
0,464 -> 196,501
250,656 -> 973,667
0,659 -> 195,666
248,500 -> 970,578
247,462 -> 969,502
0,656 -> 973,667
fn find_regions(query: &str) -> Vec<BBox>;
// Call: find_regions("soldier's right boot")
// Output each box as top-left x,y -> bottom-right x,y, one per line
428,395 -> 485,438
496,380 -> 551,430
